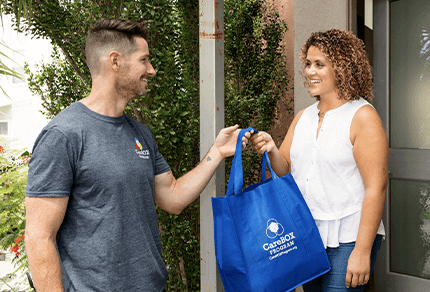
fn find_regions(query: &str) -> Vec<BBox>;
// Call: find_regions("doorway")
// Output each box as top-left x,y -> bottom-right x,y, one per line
373,0 -> 430,291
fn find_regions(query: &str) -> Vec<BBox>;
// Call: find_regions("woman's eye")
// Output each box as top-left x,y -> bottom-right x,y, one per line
317,63 -> 324,67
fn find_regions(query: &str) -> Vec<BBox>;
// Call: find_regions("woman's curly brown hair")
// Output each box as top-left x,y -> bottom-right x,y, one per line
299,29 -> 374,101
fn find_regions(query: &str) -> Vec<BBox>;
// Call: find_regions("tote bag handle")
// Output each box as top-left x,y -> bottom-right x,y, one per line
226,127 -> 278,197
261,148 -> 278,182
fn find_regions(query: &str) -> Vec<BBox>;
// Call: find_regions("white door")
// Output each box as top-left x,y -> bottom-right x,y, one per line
373,0 -> 430,291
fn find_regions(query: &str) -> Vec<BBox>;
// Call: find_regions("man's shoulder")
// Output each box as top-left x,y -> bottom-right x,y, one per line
124,115 -> 153,135
46,101 -> 79,122
39,102 -> 88,144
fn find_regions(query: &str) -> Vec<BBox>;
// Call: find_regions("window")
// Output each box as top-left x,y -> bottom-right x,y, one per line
12,50 -> 25,84
12,66 -> 25,84
0,122 -> 8,135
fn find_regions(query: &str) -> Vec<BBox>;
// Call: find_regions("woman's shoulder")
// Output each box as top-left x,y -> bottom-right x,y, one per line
345,97 -> 372,112
350,101 -> 386,145
295,101 -> 319,121
285,105 -> 315,143
353,101 -> 379,124
335,98 -> 375,123
290,108 -> 307,130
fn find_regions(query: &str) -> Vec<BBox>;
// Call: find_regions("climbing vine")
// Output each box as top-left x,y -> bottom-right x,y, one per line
1,0 -> 290,290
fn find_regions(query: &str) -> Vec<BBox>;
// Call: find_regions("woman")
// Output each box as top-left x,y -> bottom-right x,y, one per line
250,29 -> 388,291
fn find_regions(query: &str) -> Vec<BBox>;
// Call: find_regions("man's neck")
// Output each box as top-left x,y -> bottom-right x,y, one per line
80,90 -> 128,117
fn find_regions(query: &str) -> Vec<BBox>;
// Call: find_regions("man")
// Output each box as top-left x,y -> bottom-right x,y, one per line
25,18 -> 247,292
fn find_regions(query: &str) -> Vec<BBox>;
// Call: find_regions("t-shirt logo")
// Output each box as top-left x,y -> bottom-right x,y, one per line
134,138 -> 150,159
135,138 -> 143,150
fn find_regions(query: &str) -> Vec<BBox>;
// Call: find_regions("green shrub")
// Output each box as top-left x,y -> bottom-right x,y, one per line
0,138 -> 32,291
2,0 -> 290,290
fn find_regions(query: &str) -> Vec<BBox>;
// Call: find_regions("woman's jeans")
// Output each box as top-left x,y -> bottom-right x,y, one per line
302,235 -> 383,292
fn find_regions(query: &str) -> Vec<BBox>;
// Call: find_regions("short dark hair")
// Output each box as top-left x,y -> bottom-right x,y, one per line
299,29 -> 374,101
85,18 -> 149,74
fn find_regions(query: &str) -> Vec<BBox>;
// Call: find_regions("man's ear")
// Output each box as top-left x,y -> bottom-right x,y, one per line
109,51 -> 122,72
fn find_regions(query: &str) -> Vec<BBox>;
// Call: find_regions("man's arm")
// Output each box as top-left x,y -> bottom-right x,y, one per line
154,125 -> 248,214
25,196 -> 69,292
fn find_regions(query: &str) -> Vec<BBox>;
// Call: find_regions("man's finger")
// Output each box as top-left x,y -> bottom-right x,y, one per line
223,124 -> 239,133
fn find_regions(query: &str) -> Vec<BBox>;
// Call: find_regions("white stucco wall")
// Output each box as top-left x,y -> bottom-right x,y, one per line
0,15 -> 52,151
365,0 -> 373,29
293,0 -> 349,114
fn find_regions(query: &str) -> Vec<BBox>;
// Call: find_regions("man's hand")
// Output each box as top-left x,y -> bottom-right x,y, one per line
345,247 -> 371,288
213,125 -> 252,158
154,125 -> 253,214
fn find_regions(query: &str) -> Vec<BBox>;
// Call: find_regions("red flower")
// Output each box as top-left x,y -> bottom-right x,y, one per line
14,237 -> 22,244
9,245 -> 19,253
22,155 -> 31,163
0,146 -> 4,153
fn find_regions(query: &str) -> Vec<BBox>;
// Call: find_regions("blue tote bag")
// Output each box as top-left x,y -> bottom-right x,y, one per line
212,127 -> 331,292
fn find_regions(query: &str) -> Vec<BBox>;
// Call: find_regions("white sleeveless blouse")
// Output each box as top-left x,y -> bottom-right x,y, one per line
290,98 -> 385,248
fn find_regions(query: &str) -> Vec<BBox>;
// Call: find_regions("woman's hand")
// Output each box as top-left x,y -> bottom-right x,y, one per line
345,247 -> 371,288
249,131 -> 276,155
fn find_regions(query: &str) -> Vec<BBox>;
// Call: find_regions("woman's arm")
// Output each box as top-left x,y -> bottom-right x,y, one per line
250,109 -> 305,177
345,105 -> 389,288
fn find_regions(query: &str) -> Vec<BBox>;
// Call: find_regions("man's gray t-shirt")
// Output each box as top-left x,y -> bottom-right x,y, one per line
25,102 -> 170,292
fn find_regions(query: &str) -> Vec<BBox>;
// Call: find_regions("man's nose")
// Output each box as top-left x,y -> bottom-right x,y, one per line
148,63 -> 156,77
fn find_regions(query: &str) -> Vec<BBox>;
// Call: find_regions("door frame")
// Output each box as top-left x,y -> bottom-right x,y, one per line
373,0 -> 430,291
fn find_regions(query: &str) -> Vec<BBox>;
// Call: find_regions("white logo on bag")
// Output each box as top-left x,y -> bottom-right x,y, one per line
263,219 -> 297,260
266,219 -> 284,239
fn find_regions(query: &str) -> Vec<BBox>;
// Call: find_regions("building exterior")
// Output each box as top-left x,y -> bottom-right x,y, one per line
0,15 -> 51,151
1,2 -> 429,292
273,0 -> 430,291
